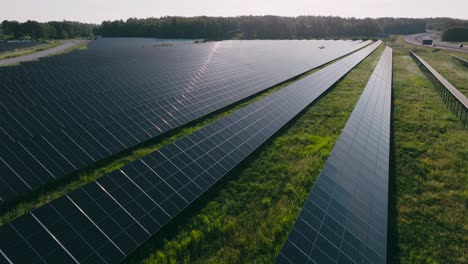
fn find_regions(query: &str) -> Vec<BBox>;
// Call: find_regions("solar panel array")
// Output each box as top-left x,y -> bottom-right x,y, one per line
277,47 -> 392,264
0,39 -> 372,203
0,41 -> 43,53
0,41 -> 382,264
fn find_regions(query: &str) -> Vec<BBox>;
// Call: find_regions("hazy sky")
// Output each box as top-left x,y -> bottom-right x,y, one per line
1,0 -> 466,23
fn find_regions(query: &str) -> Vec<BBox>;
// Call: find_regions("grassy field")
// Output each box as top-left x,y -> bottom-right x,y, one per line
122,45 -> 386,263
0,49 -> 340,225
64,41 -> 89,52
389,36 -> 468,96
387,37 -> 467,263
0,40 -> 63,60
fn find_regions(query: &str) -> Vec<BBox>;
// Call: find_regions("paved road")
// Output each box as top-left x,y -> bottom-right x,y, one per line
0,39 -> 89,66
404,32 -> 468,53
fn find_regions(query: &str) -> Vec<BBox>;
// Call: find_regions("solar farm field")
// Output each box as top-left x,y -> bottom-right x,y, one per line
0,38 -> 371,203
0,37 -> 466,264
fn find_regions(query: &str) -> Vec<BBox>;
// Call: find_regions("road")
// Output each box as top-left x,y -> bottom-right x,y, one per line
404,32 -> 468,53
0,39 -> 89,66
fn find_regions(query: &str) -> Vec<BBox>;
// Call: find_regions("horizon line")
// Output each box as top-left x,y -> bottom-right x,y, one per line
3,15 -> 468,24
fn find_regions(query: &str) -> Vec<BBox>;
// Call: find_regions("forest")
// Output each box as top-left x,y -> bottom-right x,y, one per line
1,16 -> 468,40
93,16 -> 468,39
441,26 -> 468,41
1,20 -> 95,39
95,16 -> 427,39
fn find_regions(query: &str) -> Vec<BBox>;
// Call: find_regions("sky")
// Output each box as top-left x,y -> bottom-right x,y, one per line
1,0 -> 467,23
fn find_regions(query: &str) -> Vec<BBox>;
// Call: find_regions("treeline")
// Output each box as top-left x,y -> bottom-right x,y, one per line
441,27 -> 468,42
426,17 -> 468,31
3,16 -> 468,40
95,16 -> 428,39
1,20 -> 94,39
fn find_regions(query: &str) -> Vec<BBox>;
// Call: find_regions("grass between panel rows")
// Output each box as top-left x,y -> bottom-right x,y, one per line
63,41 -> 89,53
417,54 -> 468,97
386,37 -> 467,263
388,36 -> 468,97
122,44 -> 385,263
0,47 -> 350,225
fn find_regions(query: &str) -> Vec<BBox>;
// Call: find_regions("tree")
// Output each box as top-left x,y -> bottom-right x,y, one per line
21,20 -> 46,38
1,20 -> 94,39
94,16 -> 435,40
2,20 -> 22,38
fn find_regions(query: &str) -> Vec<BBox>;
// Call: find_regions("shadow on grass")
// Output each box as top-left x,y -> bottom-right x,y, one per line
387,72 -> 400,264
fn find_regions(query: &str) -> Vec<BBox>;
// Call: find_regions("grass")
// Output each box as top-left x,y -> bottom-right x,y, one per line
386,37 -> 468,263
122,44 -> 385,263
417,54 -> 468,97
64,41 -> 89,52
0,40 -> 63,60
0,50 -> 340,225
0,40 -> 89,67
387,36 -> 468,96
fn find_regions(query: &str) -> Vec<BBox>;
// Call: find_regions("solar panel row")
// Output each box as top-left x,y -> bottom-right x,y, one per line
0,41 -> 382,263
410,51 -> 468,124
452,55 -> 468,67
277,46 -> 392,264
0,39 -> 372,203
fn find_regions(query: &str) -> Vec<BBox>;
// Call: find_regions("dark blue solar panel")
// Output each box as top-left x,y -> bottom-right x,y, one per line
0,39 -> 372,203
0,41 -> 382,264
277,46 -> 392,264
0,41 -> 43,52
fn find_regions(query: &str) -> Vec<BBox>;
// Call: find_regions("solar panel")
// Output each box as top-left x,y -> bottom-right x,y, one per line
0,41 -> 43,53
0,41 -> 382,263
276,46 -> 392,264
0,39 -> 373,203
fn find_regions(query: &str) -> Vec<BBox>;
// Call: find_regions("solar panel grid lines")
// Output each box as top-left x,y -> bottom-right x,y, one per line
0,40 -> 340,127
0,39 -> 373,203
276,46 -> 392,264
0,40 -> 381,264
1,39 -> 366,120
0,41 -> 358,142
